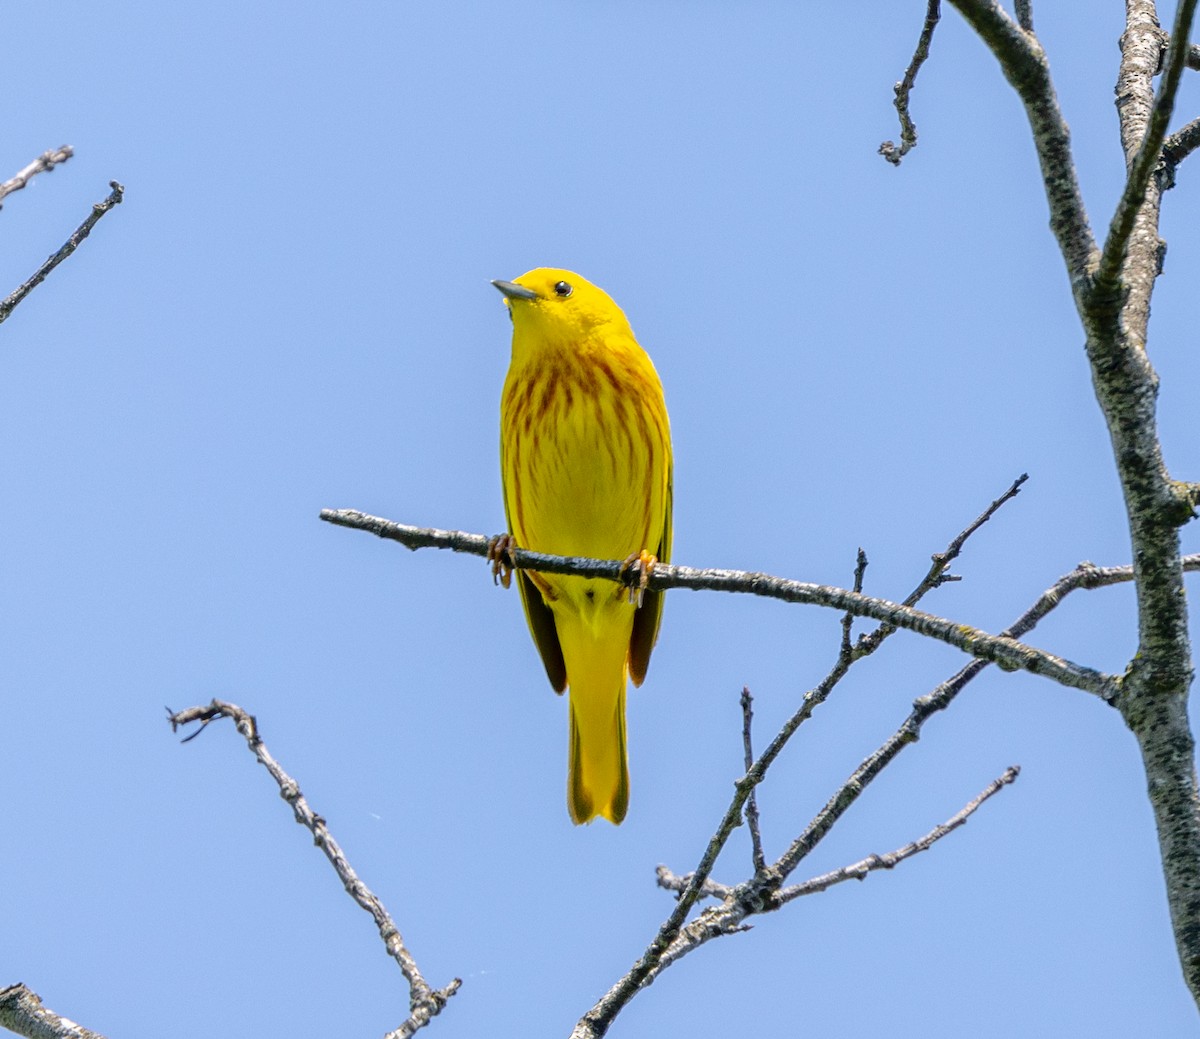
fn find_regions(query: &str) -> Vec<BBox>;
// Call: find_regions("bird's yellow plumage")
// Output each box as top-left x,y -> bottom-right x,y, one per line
493,268 -> 672,825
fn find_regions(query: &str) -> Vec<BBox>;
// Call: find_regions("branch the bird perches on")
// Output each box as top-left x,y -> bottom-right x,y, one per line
318,506 -> 1120,701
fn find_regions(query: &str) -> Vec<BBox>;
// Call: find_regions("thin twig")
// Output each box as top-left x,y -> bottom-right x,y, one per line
168,700 -> 460,1037
321,508 -> 1117,699
879,0 -> 941,165
0,146 -> 73,207
775,766 -> 1019,902
739,688 -> 766,873
1160,115 -> 1200,190
853,473 -> 1027,657
928,472 -> 1027,580
840,548 -> 868,657
0,984 -> 107,1039
0,181 -> 124,326
657,766 -> 1020,903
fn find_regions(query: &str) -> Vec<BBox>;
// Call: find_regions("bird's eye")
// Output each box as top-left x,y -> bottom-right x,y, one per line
553,280 -> 573,298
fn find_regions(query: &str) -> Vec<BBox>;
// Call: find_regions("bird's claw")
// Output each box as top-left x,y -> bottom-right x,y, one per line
620,550 -> 657,607
487,533 -> 517,589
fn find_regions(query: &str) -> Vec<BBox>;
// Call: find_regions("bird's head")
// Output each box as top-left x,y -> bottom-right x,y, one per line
492,268 -> 633,349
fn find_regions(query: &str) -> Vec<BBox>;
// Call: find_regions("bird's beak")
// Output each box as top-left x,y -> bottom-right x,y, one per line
491,279 -> 539,301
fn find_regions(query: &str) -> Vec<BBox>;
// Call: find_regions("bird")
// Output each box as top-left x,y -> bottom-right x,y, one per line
491,268 -> 672,825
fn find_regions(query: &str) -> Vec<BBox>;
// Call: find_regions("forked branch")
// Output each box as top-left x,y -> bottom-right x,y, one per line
573,550 -> 1197,1036
658,766 -> 1020,905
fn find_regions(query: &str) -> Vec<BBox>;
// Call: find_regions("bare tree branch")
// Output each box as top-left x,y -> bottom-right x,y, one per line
570,481 -> 1026,1037
628,638 -> 1017,986
879,0 -> 941,165
783,765 -> 1019,900
168,700 -> 460,1038
0,181 -> 124,326
321,508 -> 1117,699
572,641 -> 863,1039
0,147 -> 73,207
658,765 -> 1020,905
0,984 -> 107,1039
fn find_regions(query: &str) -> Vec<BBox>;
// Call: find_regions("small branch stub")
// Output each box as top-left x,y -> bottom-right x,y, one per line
0,146 -> 73,207
879,0 -> 941,165
0,984 -> 108,1039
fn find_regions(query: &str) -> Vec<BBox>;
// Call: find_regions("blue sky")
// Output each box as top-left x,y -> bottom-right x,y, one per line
3,3 -> 1199,1037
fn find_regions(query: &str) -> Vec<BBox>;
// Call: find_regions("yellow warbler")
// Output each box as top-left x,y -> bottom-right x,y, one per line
492,268 -> 672,825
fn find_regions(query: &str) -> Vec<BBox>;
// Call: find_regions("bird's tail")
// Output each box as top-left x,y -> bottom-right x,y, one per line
562,624 -> 630,825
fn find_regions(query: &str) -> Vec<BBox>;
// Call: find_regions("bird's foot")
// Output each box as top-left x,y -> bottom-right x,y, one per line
620,550 -> 658,607
486,533 -> 518,589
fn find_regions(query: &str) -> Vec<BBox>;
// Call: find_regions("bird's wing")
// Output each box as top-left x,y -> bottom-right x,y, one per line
500,434 -> 568,693
628,457 -> 672,687
515,568 -> 567,693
